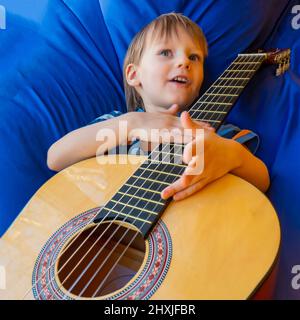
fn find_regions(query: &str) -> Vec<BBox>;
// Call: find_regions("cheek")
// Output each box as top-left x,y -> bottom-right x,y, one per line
195,70 -> 204,90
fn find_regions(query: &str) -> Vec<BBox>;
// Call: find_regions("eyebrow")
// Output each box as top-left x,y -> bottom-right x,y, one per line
153,44 -> 204,55
153,41 -> 202,48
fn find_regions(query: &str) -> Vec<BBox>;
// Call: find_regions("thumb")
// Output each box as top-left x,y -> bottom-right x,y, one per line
180,111 -> 198,130
181,111 -> 213,132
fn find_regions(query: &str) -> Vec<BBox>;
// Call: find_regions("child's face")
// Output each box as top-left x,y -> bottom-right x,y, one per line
131,27 -> 205,112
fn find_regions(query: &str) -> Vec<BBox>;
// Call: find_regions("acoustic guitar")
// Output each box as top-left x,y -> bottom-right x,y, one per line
0,49 -> 290,300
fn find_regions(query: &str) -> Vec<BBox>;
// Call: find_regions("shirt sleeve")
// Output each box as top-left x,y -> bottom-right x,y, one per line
217,124 -> 260,154
89,110 -> 138,155
89,110 -> 124,125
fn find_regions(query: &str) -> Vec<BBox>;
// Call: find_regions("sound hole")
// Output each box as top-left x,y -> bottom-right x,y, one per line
56,222 -> 146,298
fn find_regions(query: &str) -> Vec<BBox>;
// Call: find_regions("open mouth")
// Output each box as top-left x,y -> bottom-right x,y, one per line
169,76 -> 190,85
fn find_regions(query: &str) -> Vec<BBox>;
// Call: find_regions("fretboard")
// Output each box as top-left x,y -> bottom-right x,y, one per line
94,53 -> 267,238
189,53 -> 266,130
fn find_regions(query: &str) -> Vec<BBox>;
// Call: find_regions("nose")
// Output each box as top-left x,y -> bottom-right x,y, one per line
176,55 -> 191,70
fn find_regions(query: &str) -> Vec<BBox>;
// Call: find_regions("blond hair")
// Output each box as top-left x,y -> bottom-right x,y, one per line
123,13 -> 208,111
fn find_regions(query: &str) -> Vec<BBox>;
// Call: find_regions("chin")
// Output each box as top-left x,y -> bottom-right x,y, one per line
175,100 -> 193,110
171,97 -> 195,109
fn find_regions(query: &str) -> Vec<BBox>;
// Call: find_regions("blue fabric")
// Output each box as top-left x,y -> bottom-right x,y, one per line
223,0 -> 300,299
0,0 -> 299,299
0,0 -> 127,234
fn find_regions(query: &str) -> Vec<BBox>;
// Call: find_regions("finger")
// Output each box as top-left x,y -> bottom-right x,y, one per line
161,176 -> 190,200
182,141 -> 194,164
183,133 -> 206,164
181,111 -> 211,131
172,178 -> 208,201
184,155 -> 205,176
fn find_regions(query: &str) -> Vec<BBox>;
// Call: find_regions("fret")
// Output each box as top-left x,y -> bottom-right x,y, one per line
224,69 -> 255,75
128,177 -> 165,191
134,169 -> 178,185
150,153 -> 183,166
223,71 -> 254,79
219,77 -> 250,80
191,112 -> 224,123
110,199 -> 159,216
171,144 -> 185,158
136,167 -> 181,178
111,196 -> 163,213
212,85 -> 244,88
122,183 -> 161,199
141,161 -> 185,176
193,101 -> 231,106
195,110 -> 226,114
150,149 -> 183,157
118,191 -> 163,205
126,177 -> 167,192
214,78 -> 248,88
148,159 -> 186,169
132,175 -> 171,186
226,69 -> 256,73
196,119 -> 221,123
100,207 -> 152,224
232,62 -> 261,65
156,143 -> 184,153
203,93 -> 239,97
191,105 -> 229,115
237,53 -> 266,57
206,87 -> 241,95
105,201 -> 157,224
200,95 -> 235,104
192,103 -> 230,112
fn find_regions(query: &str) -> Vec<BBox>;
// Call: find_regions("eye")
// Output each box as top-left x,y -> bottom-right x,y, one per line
189,54 -> 201,61
159,49 -> 172,57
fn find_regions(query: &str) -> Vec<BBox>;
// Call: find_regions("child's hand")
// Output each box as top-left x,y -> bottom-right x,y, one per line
127,104 -> 212,145
161,112 -> 241,201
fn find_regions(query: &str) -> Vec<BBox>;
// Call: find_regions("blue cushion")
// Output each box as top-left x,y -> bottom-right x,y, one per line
0,0 -> 127,234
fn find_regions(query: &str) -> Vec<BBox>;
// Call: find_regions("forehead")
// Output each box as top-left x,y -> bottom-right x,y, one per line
145,25 -> 203,51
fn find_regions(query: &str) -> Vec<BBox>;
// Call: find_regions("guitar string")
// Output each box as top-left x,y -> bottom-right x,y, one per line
71,54 -> 262,298
27,54 -> 261,299
190,54 -> 265,125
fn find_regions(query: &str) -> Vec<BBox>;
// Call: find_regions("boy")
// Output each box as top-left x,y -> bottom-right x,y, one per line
47,13 -> 270,201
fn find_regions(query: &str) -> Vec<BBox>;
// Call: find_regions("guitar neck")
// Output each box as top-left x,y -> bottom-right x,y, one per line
94,53 -> 268,239
188,53 -> 266,130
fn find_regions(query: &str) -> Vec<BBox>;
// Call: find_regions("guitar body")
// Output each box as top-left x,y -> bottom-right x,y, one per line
0,155 -> 280,300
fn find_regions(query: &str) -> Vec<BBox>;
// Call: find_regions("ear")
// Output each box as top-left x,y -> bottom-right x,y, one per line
125,63 -> 141,87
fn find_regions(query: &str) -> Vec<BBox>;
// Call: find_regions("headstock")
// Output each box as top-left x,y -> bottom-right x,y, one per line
259,48 -> 291,76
